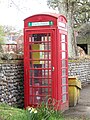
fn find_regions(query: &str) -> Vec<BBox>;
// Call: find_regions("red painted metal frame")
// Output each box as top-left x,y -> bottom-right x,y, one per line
24,29 -> 56,108
29,31 -> 53,106
24,13 -> 68,111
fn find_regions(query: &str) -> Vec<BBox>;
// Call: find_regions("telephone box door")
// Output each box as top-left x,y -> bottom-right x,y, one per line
24,30 -> 55,107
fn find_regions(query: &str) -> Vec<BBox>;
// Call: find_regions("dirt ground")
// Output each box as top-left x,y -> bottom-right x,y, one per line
63,84 -> 90,120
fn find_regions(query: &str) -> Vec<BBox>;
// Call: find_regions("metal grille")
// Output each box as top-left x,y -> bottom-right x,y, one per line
29,33 -> 52,105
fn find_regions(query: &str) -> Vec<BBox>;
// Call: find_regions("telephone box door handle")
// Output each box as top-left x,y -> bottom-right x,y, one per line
52,66 -> 55,71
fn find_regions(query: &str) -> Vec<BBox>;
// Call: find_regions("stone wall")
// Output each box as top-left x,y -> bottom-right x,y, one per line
0,60 -> 24,108
68,58 -> 90,86
0,58 -> 90,107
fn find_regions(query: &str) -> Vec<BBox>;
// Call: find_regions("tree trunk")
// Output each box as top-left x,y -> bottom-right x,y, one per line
67,10 -> 76,57
58,1 -> 76,57
47,0 -> 77,57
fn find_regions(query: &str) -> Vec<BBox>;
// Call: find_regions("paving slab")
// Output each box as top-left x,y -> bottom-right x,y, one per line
63,84 -> 90,120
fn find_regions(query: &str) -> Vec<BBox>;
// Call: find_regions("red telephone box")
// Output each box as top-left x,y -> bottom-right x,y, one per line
24,13 -> 69,111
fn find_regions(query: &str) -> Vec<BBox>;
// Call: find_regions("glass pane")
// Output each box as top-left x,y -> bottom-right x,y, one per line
62,60 -> 66,67
29,33 -> 52,105
62,94 -> 67,103
62,69 -> 66,76
29,36 -> 31,42
62,43 -> 66,51
42,79 -> 48,86
30,51 -> 51,58
62,86 -> 66,94
61,34 -> 65,42
32,87 -> 51,104
30,87 -> 33,95
30,97 -> 33,104
62,52 -> 66,59
62,77 -> 66,85
34,95 -> 41,104
42,88 -> 48,94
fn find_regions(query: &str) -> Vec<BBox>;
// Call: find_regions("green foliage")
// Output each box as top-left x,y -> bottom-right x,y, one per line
0,25 -> 22,44
0,102 -> 64,120
47,0 -> 90,57
0,25 -> 5,43
27,102 -> 64,120
3,25 -> 22,36
74,0 -> 90,27
78,23 -> 90,36
47,0 -> 60,9
47,0 -> 90,27
0,103 -> 29,120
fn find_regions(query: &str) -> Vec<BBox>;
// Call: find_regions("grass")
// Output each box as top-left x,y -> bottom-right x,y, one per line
0,103 -> 29,120
0,102 -> 64,120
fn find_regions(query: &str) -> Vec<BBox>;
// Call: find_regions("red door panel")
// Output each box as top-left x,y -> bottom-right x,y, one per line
25,30 -> 54,106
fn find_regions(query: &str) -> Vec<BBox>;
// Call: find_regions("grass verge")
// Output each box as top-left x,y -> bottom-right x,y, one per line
0,102 -> 64,120
0,103 -> 29,120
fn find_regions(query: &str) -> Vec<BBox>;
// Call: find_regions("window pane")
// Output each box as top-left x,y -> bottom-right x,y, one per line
62,69 -> 66,76
62,60 -> 66,67
62,77 -> 66,85
62,52 -> 66,59
62,86 -> 66,94
61,34 -> 65,42
62,43 -> 66,51
62,94 -> 67,103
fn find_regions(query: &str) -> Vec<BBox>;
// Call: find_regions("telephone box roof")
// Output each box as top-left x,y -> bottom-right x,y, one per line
24,13 -> 67,22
